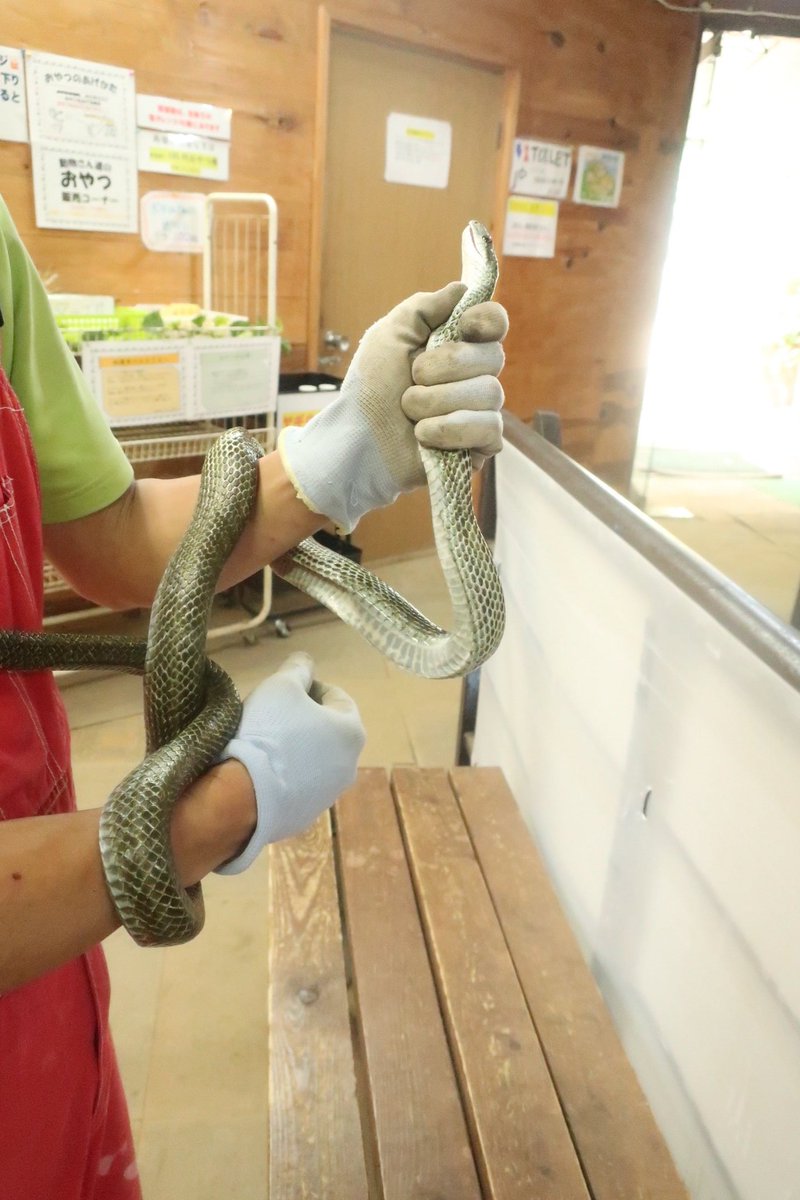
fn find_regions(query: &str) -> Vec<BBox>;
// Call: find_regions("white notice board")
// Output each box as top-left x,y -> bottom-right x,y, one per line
385,112 -> 452,189
25,51 -> 138,232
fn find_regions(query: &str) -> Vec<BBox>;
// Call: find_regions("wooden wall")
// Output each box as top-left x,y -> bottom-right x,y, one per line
2,0 -> 699,490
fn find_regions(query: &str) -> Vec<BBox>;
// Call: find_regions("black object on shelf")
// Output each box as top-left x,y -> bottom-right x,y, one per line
278,371 -> 342,393
312,527 -> 362,563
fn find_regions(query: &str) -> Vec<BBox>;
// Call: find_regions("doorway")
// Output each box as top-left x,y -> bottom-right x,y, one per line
314,23 -> 512,561
633,31 -> 800,627
637,32 -> 800,476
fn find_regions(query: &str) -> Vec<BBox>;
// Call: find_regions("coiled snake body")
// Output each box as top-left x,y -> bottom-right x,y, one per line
0,221 -> 504,946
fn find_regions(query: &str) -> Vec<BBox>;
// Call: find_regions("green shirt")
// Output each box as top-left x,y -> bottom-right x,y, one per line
0,197 -> 133,524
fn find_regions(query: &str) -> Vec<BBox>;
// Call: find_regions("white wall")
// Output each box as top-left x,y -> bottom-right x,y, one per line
473,442 -> 800,1200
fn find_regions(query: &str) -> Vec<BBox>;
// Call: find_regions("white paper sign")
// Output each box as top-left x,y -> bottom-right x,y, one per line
509,138 -> 572,200
80,339 -> 190,427
189,336 -> 281,420
33,146 -> 138,232
137,129 -> 229,180
502,197 -> 559,258
0,46 -> 28,143
385,113 -> 451,189
25,52 -> 138,232
26,52 -> 136,148
136,94 -> 232,141
140,191 -> 206,253
573,145 -> 625,208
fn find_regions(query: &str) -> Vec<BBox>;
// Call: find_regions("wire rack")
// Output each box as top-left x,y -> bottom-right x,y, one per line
45,194 -> 280,648
114,418 -> 273,463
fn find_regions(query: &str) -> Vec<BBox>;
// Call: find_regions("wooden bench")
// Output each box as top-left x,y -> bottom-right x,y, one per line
267,767 -> 688,1199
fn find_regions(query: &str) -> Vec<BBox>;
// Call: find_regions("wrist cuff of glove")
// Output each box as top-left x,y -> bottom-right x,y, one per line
278,415 -> 400,534
214,739 -> 283,875
277,427 -> 330,522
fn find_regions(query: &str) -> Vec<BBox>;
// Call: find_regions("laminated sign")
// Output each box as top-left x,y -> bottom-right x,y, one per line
509,138 -> 572,200
25,51 -> 138,232
503,197 -> 559,259
385,113 -> 452,189
0,46 -> 28,143
574,146 -> 625,208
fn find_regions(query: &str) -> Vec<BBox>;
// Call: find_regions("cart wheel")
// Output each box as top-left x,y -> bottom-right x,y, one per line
274,618 -> 291,639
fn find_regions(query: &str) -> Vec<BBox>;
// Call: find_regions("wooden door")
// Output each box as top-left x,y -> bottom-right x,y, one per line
320,28 -> 507,561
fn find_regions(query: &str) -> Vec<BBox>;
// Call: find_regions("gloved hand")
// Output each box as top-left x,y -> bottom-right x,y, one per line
278,282 -> 507,532
214,652 -> 365,874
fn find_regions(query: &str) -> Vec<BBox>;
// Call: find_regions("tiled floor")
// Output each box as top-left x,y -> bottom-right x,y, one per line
633,469 -> 800,627
59,474 -> 800,1198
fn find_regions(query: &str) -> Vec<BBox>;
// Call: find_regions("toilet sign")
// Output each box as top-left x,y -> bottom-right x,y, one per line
509,138 -> 572,200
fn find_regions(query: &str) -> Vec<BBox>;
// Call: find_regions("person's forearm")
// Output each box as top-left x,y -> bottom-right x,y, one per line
44,449 -> 322,611
0,760 -> 255,993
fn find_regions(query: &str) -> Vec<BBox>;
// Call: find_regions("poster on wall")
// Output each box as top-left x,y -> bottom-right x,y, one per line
137,129 -> 230,180
0,46 -> 28,143
136,94 -> 232,141
140,191 -> 206,253
502,197 -> 559,258
25,51 -> 138,232
509,138 -> 572,200
573,145 -> 625,208
385,113 -> 452,189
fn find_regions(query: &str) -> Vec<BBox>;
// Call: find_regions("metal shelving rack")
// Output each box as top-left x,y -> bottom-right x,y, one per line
45,194 -> 280,646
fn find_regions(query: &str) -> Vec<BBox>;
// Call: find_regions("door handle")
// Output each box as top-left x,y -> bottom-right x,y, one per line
322,329 -> 351,353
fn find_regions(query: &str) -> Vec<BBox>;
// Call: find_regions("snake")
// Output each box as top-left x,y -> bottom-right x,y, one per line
0,220 -> 505,948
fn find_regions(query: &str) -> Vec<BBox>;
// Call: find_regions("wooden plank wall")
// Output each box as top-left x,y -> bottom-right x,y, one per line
1,0 -> 699,490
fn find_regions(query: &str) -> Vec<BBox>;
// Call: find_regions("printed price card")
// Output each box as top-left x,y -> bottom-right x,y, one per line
190,336 -> 281,420
81,340 -> 189,425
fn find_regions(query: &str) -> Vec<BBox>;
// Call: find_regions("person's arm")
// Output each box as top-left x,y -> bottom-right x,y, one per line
0,759 -> 256,993
3,195 -> 506,611
44,285 -> 508,610
0,650 -> 365,991
44,448 -> 324,610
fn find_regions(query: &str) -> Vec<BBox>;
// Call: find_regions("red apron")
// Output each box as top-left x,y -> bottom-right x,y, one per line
0,367 -> 141,1199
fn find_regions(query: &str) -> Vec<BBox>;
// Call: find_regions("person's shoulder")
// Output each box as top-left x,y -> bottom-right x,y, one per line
0,194 -> 16,239
0,197 -> 12,333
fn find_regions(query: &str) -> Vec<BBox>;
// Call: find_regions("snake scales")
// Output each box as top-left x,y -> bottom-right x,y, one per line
0,221 -> 505,947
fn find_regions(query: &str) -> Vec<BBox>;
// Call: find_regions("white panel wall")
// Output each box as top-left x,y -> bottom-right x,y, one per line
473,442 -> 800,1200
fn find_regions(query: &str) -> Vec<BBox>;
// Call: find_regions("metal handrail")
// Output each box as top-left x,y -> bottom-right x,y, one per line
503,412 -> 800,693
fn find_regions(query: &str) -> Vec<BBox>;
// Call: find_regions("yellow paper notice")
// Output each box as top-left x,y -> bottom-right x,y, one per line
98,353 -> 182,419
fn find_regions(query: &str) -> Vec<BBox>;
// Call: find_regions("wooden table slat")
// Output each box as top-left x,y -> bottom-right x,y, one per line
268,812 -> 369,1199
336,768 -> 483,1200
393,766 -> 592,1200
452,766 -> 689,1200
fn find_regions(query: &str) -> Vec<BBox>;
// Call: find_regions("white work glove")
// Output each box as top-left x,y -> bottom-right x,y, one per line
215,652 -> 365,874
278,282 -> 507,532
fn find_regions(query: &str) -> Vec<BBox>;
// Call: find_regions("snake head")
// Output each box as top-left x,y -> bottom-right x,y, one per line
460,221 -> 498,298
